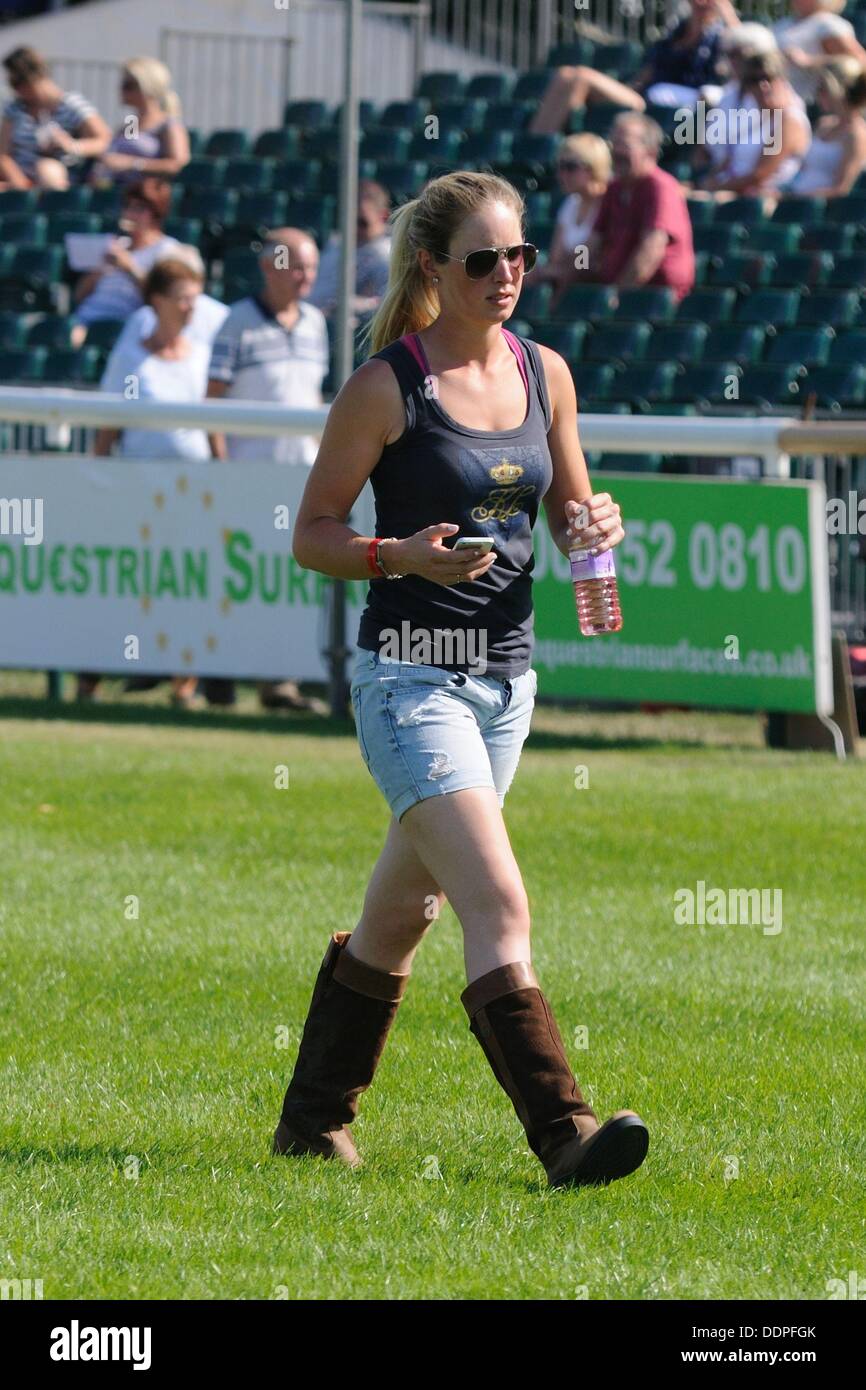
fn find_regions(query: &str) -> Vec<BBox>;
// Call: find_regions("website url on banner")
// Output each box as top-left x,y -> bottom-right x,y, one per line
535,639 -> 813,680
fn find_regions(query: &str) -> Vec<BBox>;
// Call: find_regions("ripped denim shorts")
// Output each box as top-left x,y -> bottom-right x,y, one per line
348,647 -> 537,823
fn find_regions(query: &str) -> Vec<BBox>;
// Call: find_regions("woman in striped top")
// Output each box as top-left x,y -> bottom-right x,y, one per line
0,46 -> 109,190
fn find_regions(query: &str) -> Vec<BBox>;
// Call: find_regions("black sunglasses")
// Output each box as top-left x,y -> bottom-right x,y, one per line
436,242 -> 537,280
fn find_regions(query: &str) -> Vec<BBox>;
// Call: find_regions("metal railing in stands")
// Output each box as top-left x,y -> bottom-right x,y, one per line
428,0 -> 792,69
0,386 -> 863,641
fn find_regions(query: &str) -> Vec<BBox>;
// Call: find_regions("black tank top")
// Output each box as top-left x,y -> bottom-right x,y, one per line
356,327 -> 554,678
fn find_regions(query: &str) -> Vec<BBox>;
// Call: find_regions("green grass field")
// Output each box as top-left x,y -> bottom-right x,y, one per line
1,681 -> 864,1300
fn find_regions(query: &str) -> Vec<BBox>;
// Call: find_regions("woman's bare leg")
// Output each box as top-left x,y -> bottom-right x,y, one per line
347,813 -> 447,973
394,787 -> 532,983
530,66 -> 646,134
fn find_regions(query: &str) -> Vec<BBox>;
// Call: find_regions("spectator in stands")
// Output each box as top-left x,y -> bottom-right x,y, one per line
700,51 -> 812,198
77,257 -> 213,707
690,22 -> 786,186
782,56 -> 866,197
90,57 -> 190,186
308,179 -> 392,320
114,277 -> 229,354
774,0 -> 866,106
532,133 -> 611,311
582,113 -> 695,301
207,227 -> 329,713
70,176 -> 180,347
529,0 -> 740,135
0,45 -> 110,190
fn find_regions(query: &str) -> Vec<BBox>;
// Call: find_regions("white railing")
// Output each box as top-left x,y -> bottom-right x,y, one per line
1,388 -> 865,478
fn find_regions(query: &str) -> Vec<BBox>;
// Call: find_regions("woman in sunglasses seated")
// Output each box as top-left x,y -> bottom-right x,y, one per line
532,133 -> 612,312
272,170 -> 647,1193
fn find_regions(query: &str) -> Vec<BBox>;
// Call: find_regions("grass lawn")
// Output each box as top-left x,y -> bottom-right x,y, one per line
1,680 -> 864,1300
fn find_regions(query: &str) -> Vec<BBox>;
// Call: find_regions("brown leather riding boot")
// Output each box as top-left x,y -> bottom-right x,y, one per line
272,931 -> 409,1168
461,961 -> 648,1188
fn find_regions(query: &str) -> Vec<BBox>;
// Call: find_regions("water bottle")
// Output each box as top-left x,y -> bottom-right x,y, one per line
570,546 -> 623,636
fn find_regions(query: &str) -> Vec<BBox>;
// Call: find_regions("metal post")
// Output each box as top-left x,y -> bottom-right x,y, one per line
329,0 -> 361,720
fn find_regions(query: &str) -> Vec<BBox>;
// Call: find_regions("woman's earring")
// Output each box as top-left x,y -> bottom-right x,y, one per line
432,276 -> 439,285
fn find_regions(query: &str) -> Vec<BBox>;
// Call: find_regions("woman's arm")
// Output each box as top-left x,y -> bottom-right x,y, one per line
805,121 -> 866,197
0,115 -> 31,188
101,120 -> 191,178
292,359 -> 495,587
537,346 -> 624,557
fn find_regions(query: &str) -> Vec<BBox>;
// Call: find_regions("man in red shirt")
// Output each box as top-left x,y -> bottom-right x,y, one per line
585,113 -> 695,301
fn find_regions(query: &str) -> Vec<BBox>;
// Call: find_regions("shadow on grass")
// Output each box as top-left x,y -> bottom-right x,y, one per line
0,694 -> 767,753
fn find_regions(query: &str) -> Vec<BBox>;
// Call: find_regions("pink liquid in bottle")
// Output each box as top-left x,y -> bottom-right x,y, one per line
570,547 -> 623,636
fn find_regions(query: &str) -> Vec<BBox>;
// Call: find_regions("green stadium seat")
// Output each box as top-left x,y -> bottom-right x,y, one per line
0,346 -> 47,381
615,286 -> 678,323
435,98 -> 487,133
512,132 -> 562,167
178,188 -> 238,224
408,129 -> 461,164
716,197 -> 766,225
223,157 -> 275,192
551,284 -> 618,321
692,224 -> 748,256
585,320 -> 652,362
505,318 -> 533,338
360,129 -> 412,161
703,324 -> 766,363
772,196 -> 826,226
205,129 -> 250,158
0,213 -> 47,244
330,100 -> 377,132
686,199 -> 716,227
221,247 -> 261,285
26,315 -> 77,349
737,363 -> 805,406
748,224 -> 802,254
252,129 -> 301,160
513,70 -> 556,102
525,190 -> 553,220
693,250 -> 711,284
83,319 -> 125,351
829,329 -> 866,363
39,187 -> 91,213
286,194 -> 336,241
0,310 -> 26,348
459,130 -> 513,163
674,362 -> 743,404
43,346 -> 102,384
614,361 -> 678,402
643,105 -> 680,136
708,252 -> 775,289
596,41 -> 643,76
825,193 -> 866,223
675,288 -> 736,323
797,288 -> 860,327
186,128 -> 203,156
178,156 -> 226,189
529,322 -> 588,358
0,245 -> 64,309
516,283 -> 551,320
283,100 -> 330,129
0,189 -> 37,214
48,212 -> 102,241
564,109 -> 586,134
416,72 -> 465,102
163,216 -> 203,244
581,103 -> 636,137
644,322 -> 709,363
372,160 -> 428,203
580,399 -> 631,413
773,251 -> 834,290
734,289 -> 800,327
805,364 -> 866,407
546,39 -> 596,66
826,252 -> 866,286
465,74 -> 513,101
766,327 -> 834,366
273,157 -> 322,194
483,99 -> 533,132
380,99 -> 430,128
801,224 -> 857,255
572,363 -> 616,399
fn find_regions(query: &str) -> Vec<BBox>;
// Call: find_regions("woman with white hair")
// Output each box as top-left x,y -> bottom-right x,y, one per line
774,0 -> 866,105
91,56 -> 189,184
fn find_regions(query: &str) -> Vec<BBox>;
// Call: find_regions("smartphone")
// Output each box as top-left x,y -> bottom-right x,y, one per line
453,537 -> 495,553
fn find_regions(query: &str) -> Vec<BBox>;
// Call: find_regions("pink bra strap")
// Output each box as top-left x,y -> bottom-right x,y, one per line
402,329 -> 529,407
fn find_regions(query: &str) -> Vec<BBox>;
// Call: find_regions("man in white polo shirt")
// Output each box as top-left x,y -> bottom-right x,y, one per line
207,227 -> 329,710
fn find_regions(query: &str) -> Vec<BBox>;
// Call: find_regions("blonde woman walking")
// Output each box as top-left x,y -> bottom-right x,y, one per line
272,171 -> 649,1189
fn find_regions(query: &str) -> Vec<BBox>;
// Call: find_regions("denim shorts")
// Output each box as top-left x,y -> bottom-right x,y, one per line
349,648 -> 537,822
